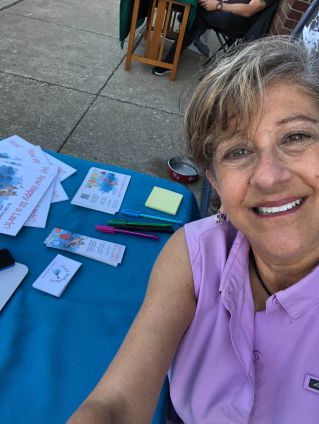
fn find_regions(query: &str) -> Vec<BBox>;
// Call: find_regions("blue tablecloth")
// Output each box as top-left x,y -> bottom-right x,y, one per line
0,152 -> 200,424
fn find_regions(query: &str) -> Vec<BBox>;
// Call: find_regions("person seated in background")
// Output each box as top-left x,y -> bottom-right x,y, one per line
67,37 -> 319,423
152,0 -> 278,76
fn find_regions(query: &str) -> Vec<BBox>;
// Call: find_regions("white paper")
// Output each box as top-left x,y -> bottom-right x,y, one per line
24,177 -> 56,228
44,151 -> 76,182
0,139 -> 59,226
50,179 -> 69,203
32,254 -> 81,297
71,167 -> 130,215
0,137 -> 47,164
0,160 -> 57,236
0,136 -> 72,204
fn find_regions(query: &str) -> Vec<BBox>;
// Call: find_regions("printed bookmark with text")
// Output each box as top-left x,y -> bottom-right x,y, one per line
44,228 -> 125,266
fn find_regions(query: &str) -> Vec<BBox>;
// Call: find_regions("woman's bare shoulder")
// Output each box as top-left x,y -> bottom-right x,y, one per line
149,226 -> 194,296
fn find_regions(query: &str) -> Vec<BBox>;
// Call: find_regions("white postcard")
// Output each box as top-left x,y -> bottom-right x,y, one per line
0,135 -> 73,204
71,167 -> 131,214
0,136 -> 63,227
50,182 -> 69,204
0,160 -> 57,236
0,138 -> 46,165
0,158 -> 58,229
0,140 -> 57,226
32,254 -> 81,297
24,177 -> 56,228
0,136 -> 76,183
44,151 -> 76,182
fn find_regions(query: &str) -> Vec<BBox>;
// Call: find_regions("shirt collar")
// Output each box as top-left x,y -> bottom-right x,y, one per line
273,266 -> 319,318
219,229 -> 250,294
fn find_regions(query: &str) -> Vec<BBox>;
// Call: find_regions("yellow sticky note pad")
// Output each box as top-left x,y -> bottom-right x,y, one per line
145,187 -> 183,215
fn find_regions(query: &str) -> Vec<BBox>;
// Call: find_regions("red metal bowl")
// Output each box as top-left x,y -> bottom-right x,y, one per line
167,156 -> 199,183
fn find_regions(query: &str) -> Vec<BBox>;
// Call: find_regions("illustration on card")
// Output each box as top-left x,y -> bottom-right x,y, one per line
0,151 -> 24,163
0,165 -> 23,209
86,169 -> 119,193
50,265 -> 72,283
0,153 -> 10,160
45,228 -> 85,252
71,167 -> 130,214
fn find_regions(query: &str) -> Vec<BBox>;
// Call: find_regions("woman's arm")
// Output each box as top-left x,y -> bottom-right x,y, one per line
67,227 -> 196,424
199,0 -> 271,18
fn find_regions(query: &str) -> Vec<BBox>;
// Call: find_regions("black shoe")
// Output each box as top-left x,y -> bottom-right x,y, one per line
152,66 -> 170,76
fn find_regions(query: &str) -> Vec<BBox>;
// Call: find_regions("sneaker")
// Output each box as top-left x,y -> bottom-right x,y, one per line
152,66 -> 170,76
165,31 -> 178,41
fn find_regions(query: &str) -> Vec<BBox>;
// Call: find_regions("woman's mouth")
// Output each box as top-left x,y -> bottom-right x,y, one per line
254,198 -> 304,216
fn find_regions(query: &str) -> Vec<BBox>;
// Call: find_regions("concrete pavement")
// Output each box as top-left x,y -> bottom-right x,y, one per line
0,0 -> 214,203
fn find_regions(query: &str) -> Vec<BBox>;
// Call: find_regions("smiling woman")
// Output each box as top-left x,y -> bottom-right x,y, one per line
68,37 -> 319,424
185,37 -> 319,286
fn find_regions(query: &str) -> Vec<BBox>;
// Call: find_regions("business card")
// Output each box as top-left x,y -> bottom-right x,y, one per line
32,254 -> 82,297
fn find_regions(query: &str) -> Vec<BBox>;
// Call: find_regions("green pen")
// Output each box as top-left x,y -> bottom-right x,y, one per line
107,220 -> 174,233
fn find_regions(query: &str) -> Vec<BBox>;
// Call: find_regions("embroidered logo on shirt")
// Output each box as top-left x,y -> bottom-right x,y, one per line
309,378 -> 319,391
304,374 -> 319,394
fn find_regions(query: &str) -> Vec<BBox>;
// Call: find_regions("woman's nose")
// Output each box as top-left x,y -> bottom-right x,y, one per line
249,151 -> 292,191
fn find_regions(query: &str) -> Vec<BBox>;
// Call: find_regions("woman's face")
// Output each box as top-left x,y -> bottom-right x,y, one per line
208,82 -> 319,264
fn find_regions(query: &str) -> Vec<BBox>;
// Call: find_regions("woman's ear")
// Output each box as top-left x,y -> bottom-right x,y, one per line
205,169 -> 219,195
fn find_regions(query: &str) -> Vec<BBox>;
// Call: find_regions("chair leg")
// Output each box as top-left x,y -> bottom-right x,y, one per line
144,0 -> 156,56
125,0 -> 141,71
149,0 -> 166,59
159,1 -> 173,60
215,31 -> 229,52
169,3 -> 190,81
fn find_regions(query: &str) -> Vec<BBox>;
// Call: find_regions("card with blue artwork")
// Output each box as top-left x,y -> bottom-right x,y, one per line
0,159 -> 57,236
0,135 -> 69,228
0,135 -> 75,204
44,228 -> 125,266
71,167 -> 131,214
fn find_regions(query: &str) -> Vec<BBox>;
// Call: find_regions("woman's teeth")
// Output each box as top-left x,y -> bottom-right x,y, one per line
256,198 -> 303,215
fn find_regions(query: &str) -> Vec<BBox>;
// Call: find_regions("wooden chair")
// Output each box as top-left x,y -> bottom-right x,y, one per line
125,0 -> 191,81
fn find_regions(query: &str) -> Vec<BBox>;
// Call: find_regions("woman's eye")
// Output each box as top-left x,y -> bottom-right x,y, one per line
285,133 -> 310,144
224,147 -> 250,160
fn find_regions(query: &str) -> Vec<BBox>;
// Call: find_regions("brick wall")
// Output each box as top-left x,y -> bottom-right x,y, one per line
269,0 -> 312,34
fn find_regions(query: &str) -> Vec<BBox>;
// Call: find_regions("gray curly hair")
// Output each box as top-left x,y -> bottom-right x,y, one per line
184,36 -> 319,172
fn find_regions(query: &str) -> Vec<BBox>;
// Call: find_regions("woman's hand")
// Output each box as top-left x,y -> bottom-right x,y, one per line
198,0 -> 219,12
197,0 -> 268,18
